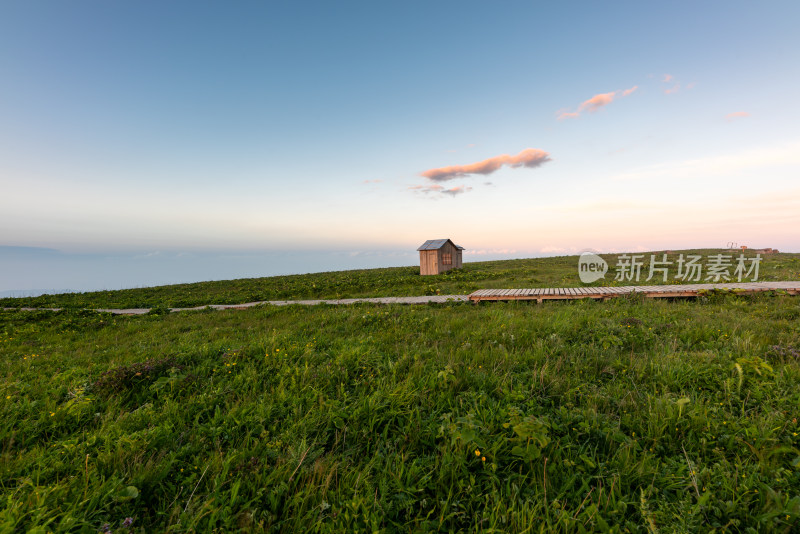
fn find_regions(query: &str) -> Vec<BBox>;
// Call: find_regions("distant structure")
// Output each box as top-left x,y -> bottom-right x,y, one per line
740,246 -> 779,254
417,239 -> 464,275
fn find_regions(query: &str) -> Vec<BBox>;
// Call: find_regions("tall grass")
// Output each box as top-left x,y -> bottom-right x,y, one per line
2,292 -> 800,531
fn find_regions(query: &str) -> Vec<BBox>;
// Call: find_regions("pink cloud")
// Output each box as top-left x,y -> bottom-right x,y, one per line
725,111 -> 750,121
362,179 -> 383,184
622,85 -> 638,97
557,111 -> 581,120
559,86 -> 638,119
661,75 -> 687,94
579,92 -> 617,113
420,148 -> 551,182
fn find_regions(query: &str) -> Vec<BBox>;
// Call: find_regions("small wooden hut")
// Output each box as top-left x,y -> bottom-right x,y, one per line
417,239 -> 464,275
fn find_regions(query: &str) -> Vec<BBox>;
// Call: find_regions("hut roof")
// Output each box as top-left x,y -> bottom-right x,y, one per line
417,239 -> 464,251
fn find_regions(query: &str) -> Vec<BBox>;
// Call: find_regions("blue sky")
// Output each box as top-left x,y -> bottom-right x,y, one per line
2,1 -> 799,292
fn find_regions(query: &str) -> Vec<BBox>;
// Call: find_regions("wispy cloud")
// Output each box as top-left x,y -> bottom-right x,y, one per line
557,111 -> 581,120
409,184 -> 472,196
468,248 -> 519,256
558,86 -> 638,120
362,179 -> 383,184
579,91 -> 617,113
420,148 -> 551,182
441,185 -> 472,196
613,141 -> 800,182
661,74 -> 690,94
725,111 -> 750,121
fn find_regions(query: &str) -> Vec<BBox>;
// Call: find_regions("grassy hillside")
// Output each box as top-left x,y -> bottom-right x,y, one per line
2,250 -> 799,309
2,291 -> 800,531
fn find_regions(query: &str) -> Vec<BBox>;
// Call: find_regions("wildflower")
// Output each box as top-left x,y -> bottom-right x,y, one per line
122,517 -> 134,528
481,456 -> 486,462
475,449 -> 481,456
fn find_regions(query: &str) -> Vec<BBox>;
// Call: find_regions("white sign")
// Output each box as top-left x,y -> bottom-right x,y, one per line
577,253 -> 762,283
578,252 -> 608,283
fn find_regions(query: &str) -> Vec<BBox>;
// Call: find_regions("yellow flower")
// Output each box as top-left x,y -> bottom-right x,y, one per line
475,449 -> 481,456
481,456 -> 486,462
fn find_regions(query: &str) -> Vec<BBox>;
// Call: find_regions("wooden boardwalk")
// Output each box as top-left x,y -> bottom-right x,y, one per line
3,282 -> 799,315
468,281 -> 800,303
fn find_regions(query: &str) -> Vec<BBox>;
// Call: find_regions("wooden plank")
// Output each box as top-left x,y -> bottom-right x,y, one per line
467,282 -> 800,302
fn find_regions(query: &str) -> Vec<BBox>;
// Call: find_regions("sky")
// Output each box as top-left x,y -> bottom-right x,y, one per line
2,1 -> 799,293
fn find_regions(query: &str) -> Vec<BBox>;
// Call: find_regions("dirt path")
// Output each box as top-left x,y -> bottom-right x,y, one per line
3,294 -> 469,315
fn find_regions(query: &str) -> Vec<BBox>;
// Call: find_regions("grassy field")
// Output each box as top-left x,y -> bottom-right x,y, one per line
3,278 -> 800,531
2,250 -> 799,309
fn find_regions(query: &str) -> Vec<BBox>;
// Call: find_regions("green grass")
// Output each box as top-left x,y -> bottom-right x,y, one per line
3,289 -> 800,532
2,250 -> 799,309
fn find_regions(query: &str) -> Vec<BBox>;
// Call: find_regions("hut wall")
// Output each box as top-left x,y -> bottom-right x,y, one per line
419,250 -> 439,275
437,241 -> 460,274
